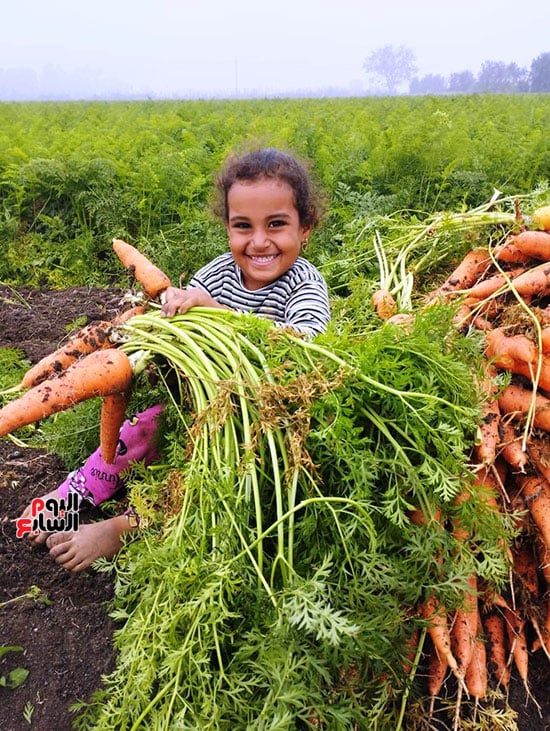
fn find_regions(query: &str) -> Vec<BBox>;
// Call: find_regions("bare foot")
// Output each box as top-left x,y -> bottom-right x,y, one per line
19,488 -> 63,545
46,516 -> 135,573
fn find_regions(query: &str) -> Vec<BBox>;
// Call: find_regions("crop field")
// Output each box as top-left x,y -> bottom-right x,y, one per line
1,94 -> 550,731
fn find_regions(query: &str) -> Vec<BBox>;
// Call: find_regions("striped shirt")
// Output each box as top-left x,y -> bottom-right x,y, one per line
188,253 -> 330,337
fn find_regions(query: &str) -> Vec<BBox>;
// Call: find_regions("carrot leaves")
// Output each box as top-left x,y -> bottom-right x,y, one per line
73,304 -> 510,729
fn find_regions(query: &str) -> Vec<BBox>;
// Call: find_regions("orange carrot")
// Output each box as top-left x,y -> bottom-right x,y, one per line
450,576 -> 479,672
112,304 -> 148,324
503,357 -> 550,392
21,320 -> 114,389
498,420 -> 528,472
540,327 -> 550,355
518,473 -> 550,552
498,382 -> 550,432
427,248 -> 491,300
99,390 -> 132,464
0,349 -> 133,438
112,239 -> 171,299
372,288 -> 397,320
503,605 -> 529,692
501,230 -> 550,261
485,327 -> 538,366
464,619 -> 487,700
427,643 -> 448,699
466,267 -> 527,300
482,611 -> 510,688
475,392 -> 500,466
493,241 -> 534,265
420,595 -> 461,681
452,302 -> 476,330
508,261 -> 550,298
512,541 -> 540,598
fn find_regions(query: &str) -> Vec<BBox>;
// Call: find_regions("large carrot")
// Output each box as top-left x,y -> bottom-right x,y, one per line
21,320 -> 114,389
485,327 -> 538,366
482,611 -> 510,689
19,305 -> 148,390
493,241 -> 534,265
497,230 -> 550,261
508,261 -> 550,298
466,267 -> 527,300
464,619 -> 487,700
512,541 -> 540,598
498,382 -> 550,432
427,248 -> 491,301
420,594 -> 463,685
99,390 -> 132,464
112,239 -> 171,299
0,349 -> 133,438
488,349 -> 550,392
450,576 -> 479,672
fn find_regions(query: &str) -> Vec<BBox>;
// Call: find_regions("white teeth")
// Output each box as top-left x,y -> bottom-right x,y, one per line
250,255 -> 276,262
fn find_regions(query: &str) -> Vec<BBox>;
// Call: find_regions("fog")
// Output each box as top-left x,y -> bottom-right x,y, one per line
1,0 -> 548,99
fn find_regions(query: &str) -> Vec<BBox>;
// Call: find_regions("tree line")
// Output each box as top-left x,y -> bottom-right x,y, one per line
363,46 -> 550,95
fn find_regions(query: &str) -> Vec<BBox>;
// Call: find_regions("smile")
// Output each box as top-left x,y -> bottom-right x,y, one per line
248,254 -> 279,264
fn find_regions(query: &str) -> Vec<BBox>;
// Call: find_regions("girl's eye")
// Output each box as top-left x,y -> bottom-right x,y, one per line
233,222 -> 250,229
269,220 -> 286,228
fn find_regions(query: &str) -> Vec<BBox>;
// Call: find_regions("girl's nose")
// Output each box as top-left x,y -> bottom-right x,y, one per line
251,229 -> 269,248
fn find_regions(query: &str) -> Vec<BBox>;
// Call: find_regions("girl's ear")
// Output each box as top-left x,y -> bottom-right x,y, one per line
300,224 -> 312,248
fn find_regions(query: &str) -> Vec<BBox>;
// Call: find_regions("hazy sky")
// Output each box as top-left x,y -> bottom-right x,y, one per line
1,0 -> 548,97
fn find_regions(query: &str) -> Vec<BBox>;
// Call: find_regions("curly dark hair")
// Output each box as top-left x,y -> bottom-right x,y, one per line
213,147 -> 323,228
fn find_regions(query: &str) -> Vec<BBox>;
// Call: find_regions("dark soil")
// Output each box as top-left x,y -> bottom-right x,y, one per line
0,286 -> 123,731
0,285 -> 549,731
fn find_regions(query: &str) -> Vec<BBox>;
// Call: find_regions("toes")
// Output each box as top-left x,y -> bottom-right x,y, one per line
46,531 -> 75,551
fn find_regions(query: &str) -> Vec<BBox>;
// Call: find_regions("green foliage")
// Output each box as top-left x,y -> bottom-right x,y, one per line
0,347 -> 28,395
0,95 -> 548,287
69,307 -> 509,730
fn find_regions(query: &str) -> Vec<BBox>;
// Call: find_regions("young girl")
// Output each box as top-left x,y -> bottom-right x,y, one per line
21,147 -> 331,573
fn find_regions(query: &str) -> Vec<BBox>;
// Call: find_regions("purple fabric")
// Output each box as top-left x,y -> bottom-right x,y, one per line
57,404 -> 163,506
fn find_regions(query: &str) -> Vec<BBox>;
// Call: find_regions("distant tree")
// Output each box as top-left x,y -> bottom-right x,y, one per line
476,61 -> 529,92
448,70 -> 476,94
530,52 -> 550,91
363,45 -> 418,95
409,74 -> 447,95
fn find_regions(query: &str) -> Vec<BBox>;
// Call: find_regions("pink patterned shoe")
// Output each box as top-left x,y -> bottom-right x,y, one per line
57,404 -> 163,506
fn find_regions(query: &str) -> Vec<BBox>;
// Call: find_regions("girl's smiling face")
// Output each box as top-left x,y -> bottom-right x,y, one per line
226,178 -> 311,291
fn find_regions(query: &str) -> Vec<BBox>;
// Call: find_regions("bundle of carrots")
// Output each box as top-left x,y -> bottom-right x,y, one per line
416,203 -> 550,720
0,240 -> 168,462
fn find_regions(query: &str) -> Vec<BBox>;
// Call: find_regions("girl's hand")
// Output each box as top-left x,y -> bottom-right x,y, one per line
161,286 -> 225,317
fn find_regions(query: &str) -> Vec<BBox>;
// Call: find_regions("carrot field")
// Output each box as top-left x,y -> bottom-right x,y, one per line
1,93 -> 550,730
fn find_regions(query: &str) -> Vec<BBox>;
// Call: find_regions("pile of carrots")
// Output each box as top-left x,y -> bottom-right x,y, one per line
412,203 -> 550,721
